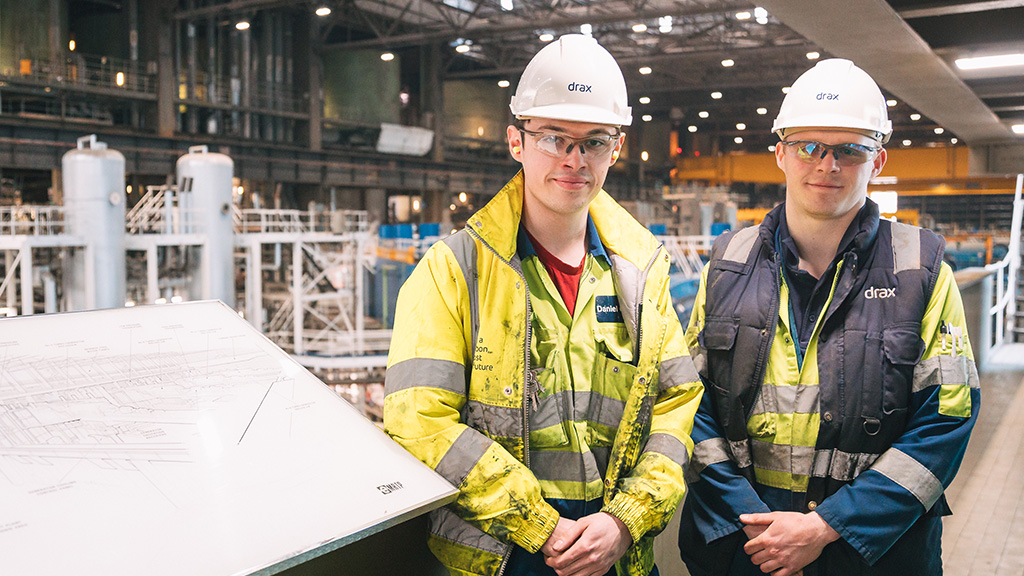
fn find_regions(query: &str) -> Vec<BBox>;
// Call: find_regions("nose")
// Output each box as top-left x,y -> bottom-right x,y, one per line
561,142 -> 587,169
815,148 -> 841,172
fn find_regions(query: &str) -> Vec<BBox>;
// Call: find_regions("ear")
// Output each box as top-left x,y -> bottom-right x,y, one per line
507,125 -> 523,163
608,132 -> 626,166
775,143 -> 786,171
871,148 -> 888,178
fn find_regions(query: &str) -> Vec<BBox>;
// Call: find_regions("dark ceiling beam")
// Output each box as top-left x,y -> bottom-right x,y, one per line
173,0 -> 298,20
898,0 -> 1024,19
322,4 -> 746,51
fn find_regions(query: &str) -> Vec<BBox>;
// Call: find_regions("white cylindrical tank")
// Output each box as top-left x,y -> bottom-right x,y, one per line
177,145 -> 235,307
62,135 -> 127,311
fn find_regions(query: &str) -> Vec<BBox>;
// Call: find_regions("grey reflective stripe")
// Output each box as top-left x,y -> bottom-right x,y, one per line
729,438 -> 753,469
871,447 -> 945,509
435,427 -> 493,488
891,222 -> 922,274
658,354 -> 700,393
443,231 -> 480,358
529,449 -> 602,483
463,400 -> 521,438
608,253 -> 642,346
748,384 -> 819,417
722,226 -> 760,263
912,354 -> 981,393
531,390 -> 570,431
691,437 -> 731,470
385,358 -> 466,396
531,390 -> 625,431
642,432 -> 690,468
810,448 -> 880,481
750,439 -> 815,476
585,392 -> 626,429
431,506 -> 507,556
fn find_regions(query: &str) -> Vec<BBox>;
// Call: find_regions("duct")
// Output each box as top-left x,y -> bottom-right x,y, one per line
757,0 -> 1011,144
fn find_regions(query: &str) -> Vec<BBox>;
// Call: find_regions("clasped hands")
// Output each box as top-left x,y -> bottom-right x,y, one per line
539,512 -> 633,576
739,511 -> 840,576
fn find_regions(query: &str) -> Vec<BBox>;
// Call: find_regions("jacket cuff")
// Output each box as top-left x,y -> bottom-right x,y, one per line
601,493 -> 651,545
508,502 -> 560,553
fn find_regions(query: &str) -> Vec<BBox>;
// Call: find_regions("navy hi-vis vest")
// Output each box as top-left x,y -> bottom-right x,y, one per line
699,203 -> 945,508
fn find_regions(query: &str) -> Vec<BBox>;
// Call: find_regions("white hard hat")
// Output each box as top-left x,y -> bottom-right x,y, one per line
510,34 -> 632,126
772,58 -> 892,144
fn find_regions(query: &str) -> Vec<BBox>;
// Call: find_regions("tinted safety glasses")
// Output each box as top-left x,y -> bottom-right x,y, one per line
518,128 -> 620,159
779,140 -> 882,166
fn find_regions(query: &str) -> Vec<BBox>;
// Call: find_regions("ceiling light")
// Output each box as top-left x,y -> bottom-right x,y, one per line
69,39 -> 76,51
642,114 -> 653,122
501,0 -> 513,10
736,123 -> 746,130
235,19 -> 250,30
498,79 -> 510,88
721,59 -> 735,67
768,145 -> 776,152
455,44 -> 471,53
315,6 -> 332,16
754,7 -> 768,24
886,99 -> 897,107
782,86 -> 790,94
711,91 -> 722,99
1012,124 -> 1024,134
934,127 -> 944,134
951,137 -> 959,144
698,111 -> 709,118
639,66 -> 652,75
756,107 -> 767,115
735,11 -> 751,19
955,53 -> 1024,70
115,72 -> 125,86
659,16 -> 673,33
734,136 -> 744,144
688,125 -> 698,132
639,96 -> 651,104
539,33 -> 554,42
910,113 -> 921,121
641,151 -> 649,161
632,23 -> 648,33
380,52 -> 395,61
806,51 -> 820,60
580,23 -> 592,36
902,139 -> 912,146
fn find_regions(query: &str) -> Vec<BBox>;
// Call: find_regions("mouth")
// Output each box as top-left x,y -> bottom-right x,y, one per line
552,176 -> 591,189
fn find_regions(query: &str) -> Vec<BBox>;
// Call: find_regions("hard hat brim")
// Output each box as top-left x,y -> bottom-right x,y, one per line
773,113 -> 892,143
514,103 -> 632,127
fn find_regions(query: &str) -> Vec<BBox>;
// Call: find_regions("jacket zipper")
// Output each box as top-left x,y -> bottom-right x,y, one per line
467,228 -> 531,576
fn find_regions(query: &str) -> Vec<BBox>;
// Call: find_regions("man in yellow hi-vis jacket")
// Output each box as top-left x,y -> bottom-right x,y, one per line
384,34 -> 703,576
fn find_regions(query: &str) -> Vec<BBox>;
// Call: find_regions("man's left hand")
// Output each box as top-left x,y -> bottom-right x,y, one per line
740,511 -> 839,576
543,512 -> 632,576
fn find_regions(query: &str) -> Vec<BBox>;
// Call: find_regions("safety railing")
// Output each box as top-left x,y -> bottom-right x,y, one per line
0,206 -> 66,236
984,173 -> 1023,351
659,235 -> 715,278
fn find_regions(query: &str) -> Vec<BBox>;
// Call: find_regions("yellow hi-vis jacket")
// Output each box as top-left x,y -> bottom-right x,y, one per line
384,172 -> 703,576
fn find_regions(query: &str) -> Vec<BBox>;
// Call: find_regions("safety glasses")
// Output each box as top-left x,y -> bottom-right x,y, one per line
518,128 -> 620,159
779,140 -> 882,166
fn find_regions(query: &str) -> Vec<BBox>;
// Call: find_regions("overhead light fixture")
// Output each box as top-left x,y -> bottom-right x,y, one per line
380,52 -> 395,61
639,96 -> 651,104
886,99 -> 897,107
659,16 -> 673,33
235,19 -> 250,30
951,137 -> 959,144
501,0 -> 514,10
902,139 -> 912,146
782,86 -> 790,94
315,6 -> 332,16
756,107 -> 768,115
934,127 -> 945,134
698,110 -> 709,118
639,66 -> 652,75
711,91 -> 722,99
721,59 -> 735,67
735,11 -> 751,20
580,23 -> 592,36
688,125 -> 698,133
736,123 -> 746,130
641,151 -> 649,161
754,7 -> 768,24
955,53 -> 1024,70
115,72 -> 125,86
539,32 -> 554,42
734,136 -> 744,144
498,79 -> 510,88
910,113 -> 921,121
806,51 -> 820,60
642,114 -> 653,122
455,44 -> 471,53
69,39 -> 76,51
632,23 -> 648,33
1012,124 -> 1024,134
768,145 -> 776,152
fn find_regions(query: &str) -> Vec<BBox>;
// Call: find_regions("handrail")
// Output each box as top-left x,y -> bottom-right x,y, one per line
983,173 -> 1023,349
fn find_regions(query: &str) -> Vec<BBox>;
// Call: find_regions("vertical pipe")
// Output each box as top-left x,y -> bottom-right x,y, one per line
241,22 -> 251,138
292,241 -> 303,354
186,3 -> 197,133
147,243 -> 158,304
5,252 -> 16,310
246,238 -> 262,329
20,245 -> 32,315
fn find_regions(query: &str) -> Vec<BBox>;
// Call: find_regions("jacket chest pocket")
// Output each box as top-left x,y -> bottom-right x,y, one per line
699,317 -> 741,431
860,325 -> 922,425
587,352 -> 635,447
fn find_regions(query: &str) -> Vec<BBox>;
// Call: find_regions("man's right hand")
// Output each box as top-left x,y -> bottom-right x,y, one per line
540,517 -> 579,557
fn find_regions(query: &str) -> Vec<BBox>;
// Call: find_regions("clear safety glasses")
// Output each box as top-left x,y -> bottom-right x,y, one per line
518,128 -> 620,159
779,140 -> 882,167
